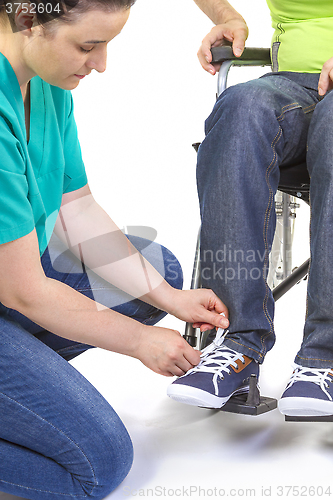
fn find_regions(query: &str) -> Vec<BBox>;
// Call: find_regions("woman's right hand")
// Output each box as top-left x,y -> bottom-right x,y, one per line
134,325 -> 201,377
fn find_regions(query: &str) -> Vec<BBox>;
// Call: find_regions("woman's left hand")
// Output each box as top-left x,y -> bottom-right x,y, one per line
169,288 -> 229,332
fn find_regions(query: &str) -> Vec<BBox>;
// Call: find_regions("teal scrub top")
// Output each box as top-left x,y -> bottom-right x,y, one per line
0,52 -> 88,256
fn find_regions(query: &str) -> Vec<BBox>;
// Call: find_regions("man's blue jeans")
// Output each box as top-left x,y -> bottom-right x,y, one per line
0,235 -> 183,499
197,71 -> 333,368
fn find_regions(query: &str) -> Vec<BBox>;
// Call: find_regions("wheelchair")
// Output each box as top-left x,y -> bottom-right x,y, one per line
184,47 -> 314,420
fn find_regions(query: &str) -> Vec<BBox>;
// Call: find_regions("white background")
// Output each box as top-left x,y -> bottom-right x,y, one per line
41,1 -> 331,499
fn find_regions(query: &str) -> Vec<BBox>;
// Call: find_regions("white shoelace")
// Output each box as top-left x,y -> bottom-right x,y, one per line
181,328 -> 247,396
286,364 -> 333,401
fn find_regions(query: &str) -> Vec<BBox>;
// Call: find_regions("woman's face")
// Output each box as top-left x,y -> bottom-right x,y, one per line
23,8 -> 130,89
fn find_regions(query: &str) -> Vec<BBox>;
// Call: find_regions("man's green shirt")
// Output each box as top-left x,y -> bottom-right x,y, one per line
267,0 -> 333,72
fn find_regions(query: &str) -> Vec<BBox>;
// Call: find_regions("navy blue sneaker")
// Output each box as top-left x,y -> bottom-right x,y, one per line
278,364 -> 333,417
167,329 -> 259,408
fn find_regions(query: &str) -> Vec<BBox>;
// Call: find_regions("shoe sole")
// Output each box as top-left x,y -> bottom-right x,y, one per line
167,384 -> 249,409
278,397 -> 333,417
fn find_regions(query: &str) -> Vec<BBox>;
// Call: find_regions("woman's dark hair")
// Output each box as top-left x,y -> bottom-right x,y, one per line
0,0 -> 136,30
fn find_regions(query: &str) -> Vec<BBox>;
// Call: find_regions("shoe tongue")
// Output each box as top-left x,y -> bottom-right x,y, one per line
297,367 -> 333,376
201,351 -> 251,374
200,346 -> 231,366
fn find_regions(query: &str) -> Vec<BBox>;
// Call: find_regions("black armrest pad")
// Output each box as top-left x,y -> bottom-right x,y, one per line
211,47 -> 271,66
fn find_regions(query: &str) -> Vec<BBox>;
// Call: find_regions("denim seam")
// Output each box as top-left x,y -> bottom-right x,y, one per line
259,126 -> 283,359
303,103 -> 316,114
276,103 -> 298,119
0,391 -> 97,497
275,103 -> 316,122
295,354 -> 333,363
223,338 -> 263,358
0,479 -> 87,499
221,127 -> 283,361
276,103 -> 300,121
305,191 -> 312,321
303,184 -> 311,323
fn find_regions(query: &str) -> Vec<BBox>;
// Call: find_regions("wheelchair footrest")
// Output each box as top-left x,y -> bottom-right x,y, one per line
285,414 -> 333,422
220,374 -> 277,416
220,393 -> 277,415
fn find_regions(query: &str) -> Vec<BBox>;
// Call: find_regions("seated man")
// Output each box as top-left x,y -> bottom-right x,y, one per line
168,0 -> 333,417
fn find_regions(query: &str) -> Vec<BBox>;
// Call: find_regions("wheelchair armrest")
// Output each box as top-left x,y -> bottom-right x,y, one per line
211,46 -> 271,67
213,47 -> 272,96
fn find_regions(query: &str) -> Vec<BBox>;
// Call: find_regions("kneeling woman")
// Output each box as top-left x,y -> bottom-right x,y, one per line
0,1 -> 229,498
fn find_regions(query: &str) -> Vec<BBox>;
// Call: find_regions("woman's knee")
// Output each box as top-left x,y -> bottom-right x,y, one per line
80,416 -> 133,499
160,245 -> 183,290
127,234 -> 183,291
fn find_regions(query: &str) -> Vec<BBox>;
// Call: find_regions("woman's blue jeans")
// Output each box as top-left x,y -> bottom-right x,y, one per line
0,235 -> 183,499
197,71 -> 333,368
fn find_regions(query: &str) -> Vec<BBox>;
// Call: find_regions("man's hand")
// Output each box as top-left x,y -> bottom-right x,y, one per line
318,57 -> 333,96
135,326 -> 201,377
198,19 -> 248,74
